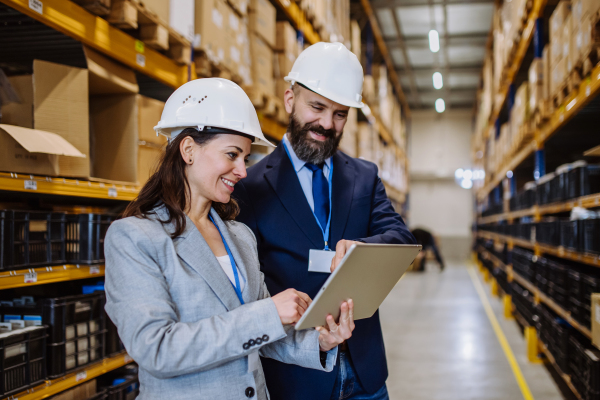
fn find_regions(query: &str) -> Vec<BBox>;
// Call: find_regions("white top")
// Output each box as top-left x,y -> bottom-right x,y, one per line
283,134 -> 332,212
216,255 -> 246,292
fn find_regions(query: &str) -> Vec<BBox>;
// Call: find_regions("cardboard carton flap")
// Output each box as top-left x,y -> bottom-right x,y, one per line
83,46 -> 139,95
0,124 -> 86,158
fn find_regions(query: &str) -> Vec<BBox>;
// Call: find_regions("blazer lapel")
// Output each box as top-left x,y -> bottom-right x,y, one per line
172,211 -> 242,311
264,144 -> 323,248
330,152 -> 356,245
208,209 -> 259,304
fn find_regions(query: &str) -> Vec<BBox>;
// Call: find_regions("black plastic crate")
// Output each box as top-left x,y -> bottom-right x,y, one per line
581,219 -> 600,254
537,220 -> 561,246
0,326 -> 47,396
567,163 -> 600,200
98,366 -> 139,400
0,293 -> 106,378
66,214 -> 116,264
559,220 -> 581,251
87,389 -> 108,400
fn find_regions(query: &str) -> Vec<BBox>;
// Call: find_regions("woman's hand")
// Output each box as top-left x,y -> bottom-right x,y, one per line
316,299 -> 354,352
272,289 -> 312,325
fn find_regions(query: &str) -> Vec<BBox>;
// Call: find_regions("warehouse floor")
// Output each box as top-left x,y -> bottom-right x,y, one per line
380,260 -> 564,400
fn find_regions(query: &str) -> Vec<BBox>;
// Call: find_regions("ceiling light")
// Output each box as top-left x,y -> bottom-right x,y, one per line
432,72 -> 443,89
435,98 -> 445,113
455,168 -> 464,179
506,170 -> 513,178
460,178 -> 473,189
429,30 -> 440,53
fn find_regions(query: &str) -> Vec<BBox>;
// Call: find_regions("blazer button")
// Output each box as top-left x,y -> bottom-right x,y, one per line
245,387 -> 255,398
255,337 -> 263,345
243,343 -> 250,350
248,339 -> 256,347
262,335 -> 269,342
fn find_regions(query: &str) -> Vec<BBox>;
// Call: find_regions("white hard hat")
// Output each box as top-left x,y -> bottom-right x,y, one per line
154,78 -> 275,147
284,42 -> 364,108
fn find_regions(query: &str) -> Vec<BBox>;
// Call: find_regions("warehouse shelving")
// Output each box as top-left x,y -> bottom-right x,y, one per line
478,192 -> 600,224
0,264 -> 104,290
477,231 -> 600,267
271,0 -> 320,45
8,352 -> 133,400
477,247 -> 592,340
538,341 -> 583,400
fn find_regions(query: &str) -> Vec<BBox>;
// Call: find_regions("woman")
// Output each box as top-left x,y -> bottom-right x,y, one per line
104,78 -> 354,400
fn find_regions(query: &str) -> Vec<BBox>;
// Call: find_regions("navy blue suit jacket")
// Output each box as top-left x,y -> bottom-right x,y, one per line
233,143 -> 416,400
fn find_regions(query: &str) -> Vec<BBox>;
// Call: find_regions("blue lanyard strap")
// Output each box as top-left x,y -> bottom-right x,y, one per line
282,140 -> 333,250
209,214 -> 244,304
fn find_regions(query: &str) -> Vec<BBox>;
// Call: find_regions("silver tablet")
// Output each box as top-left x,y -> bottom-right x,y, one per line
295,243 -> 422,330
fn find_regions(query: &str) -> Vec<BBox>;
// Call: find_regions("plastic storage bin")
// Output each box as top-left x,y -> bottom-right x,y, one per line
0,293 -> 106,378
66,214 -> 116,264
0,211 -> 66,270
0,326 -> 47,396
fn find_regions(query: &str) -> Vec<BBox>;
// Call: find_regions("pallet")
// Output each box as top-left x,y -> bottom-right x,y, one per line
72,0 -> 111,16
530,99 -> 554,129
107,0 -> 191,64
193,51 -> 244,85
551,71 -> 579,108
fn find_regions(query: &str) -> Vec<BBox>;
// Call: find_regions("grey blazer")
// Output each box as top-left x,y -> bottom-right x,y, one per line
104,206 -> 336,400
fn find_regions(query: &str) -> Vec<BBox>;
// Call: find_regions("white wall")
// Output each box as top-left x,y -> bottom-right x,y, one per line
408,109 -> 474,261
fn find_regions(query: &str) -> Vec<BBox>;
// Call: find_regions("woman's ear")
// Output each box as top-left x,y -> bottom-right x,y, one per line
180,136 -> 195,165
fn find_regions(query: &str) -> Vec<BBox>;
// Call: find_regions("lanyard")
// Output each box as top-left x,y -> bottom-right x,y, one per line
209,214 -> 245,304
282,140 -> 334,250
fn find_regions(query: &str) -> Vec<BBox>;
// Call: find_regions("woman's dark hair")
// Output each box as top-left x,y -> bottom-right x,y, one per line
123,128 -> 243,238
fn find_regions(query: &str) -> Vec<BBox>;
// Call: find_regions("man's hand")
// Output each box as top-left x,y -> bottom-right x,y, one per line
316,299 -> 354,352
330,240 -> 361,272
271,289 -> 312,325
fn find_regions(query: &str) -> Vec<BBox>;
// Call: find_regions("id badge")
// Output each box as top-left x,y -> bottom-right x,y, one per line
248,351 -> 259,373
308,249 -> 336,273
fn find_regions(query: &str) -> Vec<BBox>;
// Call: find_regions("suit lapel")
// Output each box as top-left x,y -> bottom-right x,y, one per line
330,153 -> 356,245
208,209 -> 260,304
264,145 -> 323,248
172,211 -> 242,311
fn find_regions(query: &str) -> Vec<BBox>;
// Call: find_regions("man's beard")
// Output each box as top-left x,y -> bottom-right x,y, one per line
287,110 -> 342,165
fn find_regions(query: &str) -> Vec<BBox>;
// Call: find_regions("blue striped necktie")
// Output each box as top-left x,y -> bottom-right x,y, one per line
305,163 -> 330,231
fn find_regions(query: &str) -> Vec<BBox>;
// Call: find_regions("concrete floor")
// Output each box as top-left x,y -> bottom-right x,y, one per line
379,261 -> 564,400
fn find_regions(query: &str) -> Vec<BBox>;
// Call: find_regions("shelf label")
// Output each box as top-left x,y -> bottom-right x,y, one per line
135,40 -> 145,53
124,354 -> 133,363
108,188 -> 118,198
24,180 -> 37,190
76,371 -> 87,382
29,0 -> 43,14
24,272 -> 37,284
136,54 -> 146,67
90,266 -> 100,275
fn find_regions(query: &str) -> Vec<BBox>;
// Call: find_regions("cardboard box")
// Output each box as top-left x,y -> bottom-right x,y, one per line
249,34 -> 274,96
357,122 -> 374,162
563,15 -> 573,71
275,79 -> 290,103
551,57 -> 567,94
223,4 -> 244,72
275,21 -> 298,55
543,45 -> 550,100
339,107 -> 358,157
0,124 -> 86,176
142,0 -> 169,24
592,293 -> 600,349
170,0 -> 195,41
194,0 -> 227,63
137,95 -> 167,185
1,60 -> 90,178
573,14 -> 594,65
228,0 -> 248,15
274,52 -> 296,79
84,47 -> 140,183
351,20 -> 361,60
248,0 -> 275,48
528,58 -> 544,111
550,1 -> 571,66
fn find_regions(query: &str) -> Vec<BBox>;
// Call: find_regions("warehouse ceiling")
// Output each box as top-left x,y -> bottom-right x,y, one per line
371,0 -> 494,110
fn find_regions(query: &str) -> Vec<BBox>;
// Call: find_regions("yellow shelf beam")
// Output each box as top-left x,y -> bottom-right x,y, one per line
0,265 -> 104,290
271,0 -> 320,45
12,352 -> 132,400
0,0 -> 191,89
477,231 -> 600,268
0,172 -> 140,201
257,113 -> 287,142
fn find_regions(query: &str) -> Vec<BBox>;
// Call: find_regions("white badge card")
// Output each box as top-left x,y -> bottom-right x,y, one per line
308,249 -> 336,273
248,351 -> 260,373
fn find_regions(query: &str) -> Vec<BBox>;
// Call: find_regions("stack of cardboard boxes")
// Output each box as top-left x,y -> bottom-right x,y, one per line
0,48 -> 166,186
273,21 -> 301,104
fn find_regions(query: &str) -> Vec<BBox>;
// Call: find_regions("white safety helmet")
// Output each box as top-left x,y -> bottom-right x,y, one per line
284,42 -> 364,108
154,78 -> 275,147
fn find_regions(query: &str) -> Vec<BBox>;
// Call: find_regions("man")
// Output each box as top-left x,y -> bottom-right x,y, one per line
233,42 -> 416,400
412,228 -> 445,272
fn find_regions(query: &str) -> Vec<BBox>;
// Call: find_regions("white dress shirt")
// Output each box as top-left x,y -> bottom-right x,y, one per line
282,134 -> 332,213
216,255 -> 246,292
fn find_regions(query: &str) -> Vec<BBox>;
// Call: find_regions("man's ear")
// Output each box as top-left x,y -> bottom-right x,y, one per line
284,86 -> 295,114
